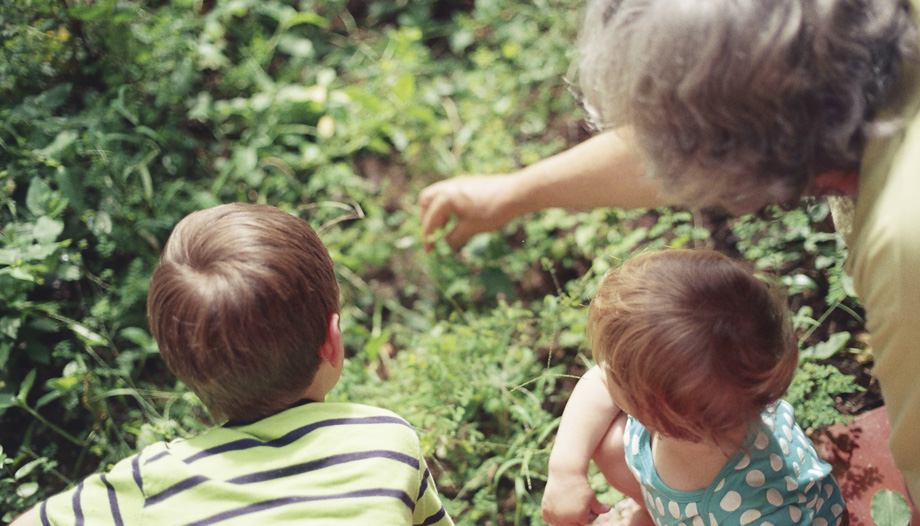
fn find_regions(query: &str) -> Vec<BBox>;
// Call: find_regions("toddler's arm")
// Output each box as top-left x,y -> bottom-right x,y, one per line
542,366 -> 622,525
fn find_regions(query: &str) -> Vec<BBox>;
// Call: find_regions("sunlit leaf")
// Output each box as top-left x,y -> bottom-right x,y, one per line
871,490 -> 911,526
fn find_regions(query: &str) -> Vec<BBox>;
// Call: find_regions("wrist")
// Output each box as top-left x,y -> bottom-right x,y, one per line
492,171 -> 541,221
548,454 -> 591,479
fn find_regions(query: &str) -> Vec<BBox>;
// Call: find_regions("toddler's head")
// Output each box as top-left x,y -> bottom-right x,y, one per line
147,203 -> 340,422
588,249 -> 797,446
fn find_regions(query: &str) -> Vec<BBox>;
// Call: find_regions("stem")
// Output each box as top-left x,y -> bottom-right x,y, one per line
16,402 -> 87,448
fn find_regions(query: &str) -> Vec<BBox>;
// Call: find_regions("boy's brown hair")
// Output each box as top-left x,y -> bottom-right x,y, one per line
146,203 -> 340,422
588,249 -> 797,447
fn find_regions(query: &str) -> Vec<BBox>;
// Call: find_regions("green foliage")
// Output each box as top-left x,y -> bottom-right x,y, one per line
785,362 -> 862,431
335,294 -> 582,525
0,445 -> 58,524
1,0 -> 871,523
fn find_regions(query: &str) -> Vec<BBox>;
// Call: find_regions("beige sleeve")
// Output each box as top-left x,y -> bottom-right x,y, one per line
849,89 -> 920,504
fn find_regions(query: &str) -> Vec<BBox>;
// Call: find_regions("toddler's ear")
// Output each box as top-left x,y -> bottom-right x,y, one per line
319,313 -> 344,368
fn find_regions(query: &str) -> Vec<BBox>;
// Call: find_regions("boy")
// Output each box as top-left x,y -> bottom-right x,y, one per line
11,203 -> 453,526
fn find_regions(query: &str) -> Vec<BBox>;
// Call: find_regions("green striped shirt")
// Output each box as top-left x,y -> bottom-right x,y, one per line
40,401 -> 453,526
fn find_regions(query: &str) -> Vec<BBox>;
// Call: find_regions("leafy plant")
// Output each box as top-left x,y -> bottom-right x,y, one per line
1,0 -> 875,523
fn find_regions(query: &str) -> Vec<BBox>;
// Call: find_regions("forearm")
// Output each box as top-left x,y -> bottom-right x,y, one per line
548,366 -> 622,475
505,127 -> 666,218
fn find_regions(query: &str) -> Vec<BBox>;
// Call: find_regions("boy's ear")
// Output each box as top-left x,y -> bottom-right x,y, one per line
319,313 -> 344,369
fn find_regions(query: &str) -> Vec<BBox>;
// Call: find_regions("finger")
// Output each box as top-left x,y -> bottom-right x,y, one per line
417,183 -> 436,209
590,498 -> 612,515
418,179 -> 448,209
420,194 -> 450,235
444,221 -> 475,250
420,195 -> 454,249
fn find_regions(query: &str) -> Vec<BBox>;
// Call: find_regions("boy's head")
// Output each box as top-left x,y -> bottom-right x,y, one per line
588,249 -> 797,446
147,203 -> 340,422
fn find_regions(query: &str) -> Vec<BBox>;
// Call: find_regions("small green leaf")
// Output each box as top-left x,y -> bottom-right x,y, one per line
363,329 -> 393,362
14,458 -> 45,480
0,341 -> 11,370
69,323 -> 107,346
16,482 -> 39,499
801,332 -> 851,362
32,216 -> 64,243
119,327 -> 154,347
286,11 -> 329,28
17,369 -> 37,402
0,391 -> 16,410
0,316 -> 22,340
871,489 -> 911,526
25,179 -> 54,216
34,130 -> 78,161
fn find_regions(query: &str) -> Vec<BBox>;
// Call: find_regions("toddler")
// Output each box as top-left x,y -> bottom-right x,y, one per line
542,249 -> 846,526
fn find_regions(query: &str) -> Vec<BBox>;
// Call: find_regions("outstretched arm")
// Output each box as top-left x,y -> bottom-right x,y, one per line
542,366 -> 623,526
418,127 -> 666,250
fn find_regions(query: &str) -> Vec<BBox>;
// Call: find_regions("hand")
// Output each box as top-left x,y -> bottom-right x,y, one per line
418,174 -> 522,251
542,470 -> 612,526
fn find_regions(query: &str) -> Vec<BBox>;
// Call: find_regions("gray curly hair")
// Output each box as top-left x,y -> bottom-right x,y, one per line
578,0 -> 917,212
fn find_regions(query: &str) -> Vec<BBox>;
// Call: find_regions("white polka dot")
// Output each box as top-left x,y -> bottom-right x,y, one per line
785,476 -> 799,491
832,504 -> 844,516
807,493 -> 819,509
825,484 -> 834,498
793,462 -> 801,477
692,516 -> 705,526
770,453 -> 784,471
735,454 -> 751,470
762,523 -> 775,526
745,469 -> 766,487
631,439 -> 640,456
740,509 -> 761,525
709,513 -> 719,526
656,497 -> 665,516
814,519 -> 828,526
780,438 -> 790,455
762,416 -> 775,431
754,430 -> 769,450
685,502 -> 697,517
805,480 -> 815,494
789,506 -> 802,522
714,478 -> 725,492
766,488 -> 783,506
797,447 -> 806,462
720,491 -> 742,512
798,493 -> 807,504
669,501 -> 681,518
